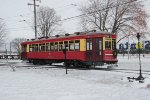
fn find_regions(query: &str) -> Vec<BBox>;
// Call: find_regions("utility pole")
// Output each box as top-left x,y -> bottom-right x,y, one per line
28,0 -> 41,39
127,28 -> 131,59
33,0 -> 37,39
128,33 -> 130,59
128,35 -> 130,59
10,42 -> 11,55
5,44 -> 7,55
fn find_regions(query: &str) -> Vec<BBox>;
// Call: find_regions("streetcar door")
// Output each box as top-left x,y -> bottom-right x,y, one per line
94,38 -> 102,61
21,44 -> 27,60
86,38 -> 102,62
86,39 -> 93,61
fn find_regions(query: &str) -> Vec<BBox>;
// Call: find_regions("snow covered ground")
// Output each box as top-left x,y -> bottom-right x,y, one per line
0,55 -> 150,100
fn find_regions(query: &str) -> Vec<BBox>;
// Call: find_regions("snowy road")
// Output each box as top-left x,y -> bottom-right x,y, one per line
0,55 -> 150,100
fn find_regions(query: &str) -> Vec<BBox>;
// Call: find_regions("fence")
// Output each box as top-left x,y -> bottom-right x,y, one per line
0,55 -> 20,59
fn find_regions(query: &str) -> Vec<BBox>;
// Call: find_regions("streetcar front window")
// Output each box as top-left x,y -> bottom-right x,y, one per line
105,38 -> 111,50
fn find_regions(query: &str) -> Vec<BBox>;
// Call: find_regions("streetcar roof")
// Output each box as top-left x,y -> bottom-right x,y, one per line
21,31 -> 115,44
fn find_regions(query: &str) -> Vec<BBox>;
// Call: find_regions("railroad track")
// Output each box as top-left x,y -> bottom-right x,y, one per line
1,62 -> 150,75
14,64 -> 150,75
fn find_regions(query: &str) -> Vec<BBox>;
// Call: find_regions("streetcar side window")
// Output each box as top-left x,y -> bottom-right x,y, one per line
75,40 -> 80,51
39,44 -> 42,51
32,44 -> 38,52
64,41 -> 69,51
59,42 -> 63,51
50,43 -> 54,51
54,42 -> 58,51
42,43 -> 45,51
29,45 -> 32,52
69,41 -> 74,51
39,43 -> 45,51
35,44 -> 38,52
32,44 -> 35,52
46,43 -> 50,51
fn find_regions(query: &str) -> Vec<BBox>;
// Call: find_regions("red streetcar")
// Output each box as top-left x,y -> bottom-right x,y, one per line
21,32 -> 118,67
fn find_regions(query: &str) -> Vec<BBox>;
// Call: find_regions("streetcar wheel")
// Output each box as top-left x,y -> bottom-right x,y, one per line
33,60 -> 37,65
73,61 -> 79,67
48,62 -> 52,65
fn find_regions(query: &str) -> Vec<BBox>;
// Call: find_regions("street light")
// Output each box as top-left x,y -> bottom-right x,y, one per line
136,33 -> 144,81
127,33 -> 144,83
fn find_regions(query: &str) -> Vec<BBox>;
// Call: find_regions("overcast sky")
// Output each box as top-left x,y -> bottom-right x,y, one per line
0,0 -> 150,45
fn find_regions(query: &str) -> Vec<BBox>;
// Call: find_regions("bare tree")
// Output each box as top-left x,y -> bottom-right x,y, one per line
37,6 -> 62,37
79,0 -> 148,35
11,38 -> 26,54
0,19 -> 6,47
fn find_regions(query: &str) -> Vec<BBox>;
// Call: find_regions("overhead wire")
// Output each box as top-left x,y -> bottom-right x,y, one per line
33,0 -> 138,27
0,3 -> 77,21
54,0 -> 138,23
3,0 -> 138,31
1,3 -> 78,30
